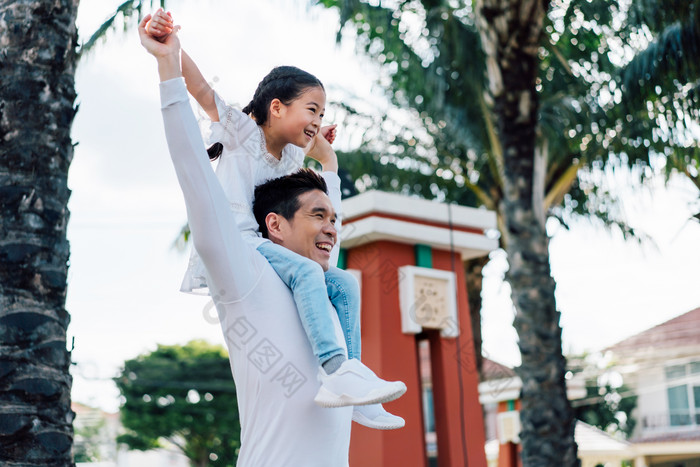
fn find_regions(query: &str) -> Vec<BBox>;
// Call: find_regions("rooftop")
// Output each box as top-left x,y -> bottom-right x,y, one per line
606,306 -> 700,356
631,429 -> 700,444
575,420 -> 633,455
481,358 -> 516,382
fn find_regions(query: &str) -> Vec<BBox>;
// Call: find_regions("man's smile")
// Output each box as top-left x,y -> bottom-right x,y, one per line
315,242 -> 333,253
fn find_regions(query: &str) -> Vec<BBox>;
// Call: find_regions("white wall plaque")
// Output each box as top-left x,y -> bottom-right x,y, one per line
398,266 -> 459,337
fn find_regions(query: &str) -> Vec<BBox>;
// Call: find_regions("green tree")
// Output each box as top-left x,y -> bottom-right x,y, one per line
73,417 -> 106,463
314,1 -> 699,463
313,0 -> 663,381
474,0 -> 581,463
0,1 -> 79,465
567,354 -> 637,438
115,340 -> 240,467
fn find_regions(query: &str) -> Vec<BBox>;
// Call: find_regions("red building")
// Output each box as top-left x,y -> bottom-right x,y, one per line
340,190 -> 498,467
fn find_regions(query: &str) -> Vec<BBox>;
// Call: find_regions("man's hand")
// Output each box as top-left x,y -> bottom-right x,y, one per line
138,14 -> 182,81
306,124 -> 338,173
146,8 -> 174,41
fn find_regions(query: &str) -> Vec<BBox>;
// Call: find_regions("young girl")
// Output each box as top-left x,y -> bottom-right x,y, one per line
147,9 -> 405,429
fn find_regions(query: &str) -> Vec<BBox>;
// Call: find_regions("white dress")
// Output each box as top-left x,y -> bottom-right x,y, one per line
160,78 -> 351,467
180,90 -> 342,294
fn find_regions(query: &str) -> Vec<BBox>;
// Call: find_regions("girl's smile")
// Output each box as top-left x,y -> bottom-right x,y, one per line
276,86 -> 326,150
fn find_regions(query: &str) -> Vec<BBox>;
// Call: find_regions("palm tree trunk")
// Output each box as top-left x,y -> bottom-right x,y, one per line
475,1 -> 579,466
0,1 -> 79,465
464,255 -> 489,378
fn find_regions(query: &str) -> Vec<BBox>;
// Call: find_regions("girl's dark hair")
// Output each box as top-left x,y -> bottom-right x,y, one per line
252,168 -> 328,239
208,66 -> 324,161
243,66 -> 324,125
207,142 -> 223,160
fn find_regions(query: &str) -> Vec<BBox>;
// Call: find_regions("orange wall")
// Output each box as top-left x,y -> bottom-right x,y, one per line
347,241 -> 487,466
497,400 -> 522,467
348,241 -> 427,467
430,249 -> 487,467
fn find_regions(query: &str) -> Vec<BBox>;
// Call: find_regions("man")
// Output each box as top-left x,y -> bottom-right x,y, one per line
139,16 -> 396,467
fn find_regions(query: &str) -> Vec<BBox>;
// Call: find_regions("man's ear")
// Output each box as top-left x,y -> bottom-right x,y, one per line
269,98 -> 284,119
265,212 -> 286,243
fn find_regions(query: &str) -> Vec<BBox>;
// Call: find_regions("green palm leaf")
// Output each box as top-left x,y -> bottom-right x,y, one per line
80,0 -> 165,54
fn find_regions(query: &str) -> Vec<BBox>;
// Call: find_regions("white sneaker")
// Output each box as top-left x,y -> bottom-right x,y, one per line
352,404 -> 405,430
314,359 -> 407,408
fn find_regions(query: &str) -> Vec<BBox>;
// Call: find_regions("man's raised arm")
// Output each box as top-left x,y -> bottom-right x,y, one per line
139,15 -> 263,300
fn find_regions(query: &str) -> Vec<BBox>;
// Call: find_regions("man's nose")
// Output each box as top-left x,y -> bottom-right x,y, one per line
323,220 -> 337,239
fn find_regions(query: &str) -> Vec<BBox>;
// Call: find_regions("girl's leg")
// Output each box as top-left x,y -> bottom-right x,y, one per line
325,268 -> 405,430
258,241 -> 407,410
257,242 -> 345,365
325,267 -> 361,360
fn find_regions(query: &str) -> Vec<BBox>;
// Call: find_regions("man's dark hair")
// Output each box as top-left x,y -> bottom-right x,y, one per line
253,168 -> 328,238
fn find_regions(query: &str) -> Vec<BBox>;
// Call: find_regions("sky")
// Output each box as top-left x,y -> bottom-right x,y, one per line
68,0 -> 700,412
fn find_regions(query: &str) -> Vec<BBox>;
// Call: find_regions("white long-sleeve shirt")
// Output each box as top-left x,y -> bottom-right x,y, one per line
160,78 -> 351,467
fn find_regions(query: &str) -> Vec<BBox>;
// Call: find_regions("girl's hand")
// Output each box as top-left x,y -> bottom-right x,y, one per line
146,8 -> 174,41
320,124 -> 337,145
306,127 -> 338,173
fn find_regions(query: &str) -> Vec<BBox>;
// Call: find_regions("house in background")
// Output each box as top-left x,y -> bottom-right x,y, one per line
477,306 -> 700,467
72,402 -> 188,467
605,306 -> 700,467
478,359 -> 636,467
73,402 -> 120,463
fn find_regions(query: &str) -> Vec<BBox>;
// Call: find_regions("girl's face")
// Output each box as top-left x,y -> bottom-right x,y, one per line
275,86 -> 326,148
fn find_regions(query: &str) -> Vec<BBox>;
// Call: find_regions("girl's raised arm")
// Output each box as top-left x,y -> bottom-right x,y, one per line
139,16 -> 263,300
146,9 -> 218,122
181,50 -> 218,122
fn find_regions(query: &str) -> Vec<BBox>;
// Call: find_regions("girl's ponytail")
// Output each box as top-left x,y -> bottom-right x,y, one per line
241,101 -> 254,116
207,142 -> 223,161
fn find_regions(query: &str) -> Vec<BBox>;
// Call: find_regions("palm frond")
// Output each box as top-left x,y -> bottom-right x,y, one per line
613,16 -> 700,177
314,0 -> 676,248
620,19 -> 700,112
552,168 -> 654,244
623,0 -> 696,36
545,161 -> 584,211
80,0 -> 166,55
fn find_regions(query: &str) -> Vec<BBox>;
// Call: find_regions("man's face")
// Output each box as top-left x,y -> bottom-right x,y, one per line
273,189 -> 337,271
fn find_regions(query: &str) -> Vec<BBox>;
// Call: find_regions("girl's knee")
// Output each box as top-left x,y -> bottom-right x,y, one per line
326,267 -> 360,296
297,256 -> 326,281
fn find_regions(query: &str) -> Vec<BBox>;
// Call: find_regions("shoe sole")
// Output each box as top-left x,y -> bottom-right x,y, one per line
352,412 -> 406,430
314,382 -> 407,408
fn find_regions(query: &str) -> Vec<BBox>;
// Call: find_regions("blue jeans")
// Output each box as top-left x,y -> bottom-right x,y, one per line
258,242 -> 361,364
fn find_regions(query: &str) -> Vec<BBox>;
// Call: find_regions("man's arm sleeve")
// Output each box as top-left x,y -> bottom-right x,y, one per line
160,78 -> 263,301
